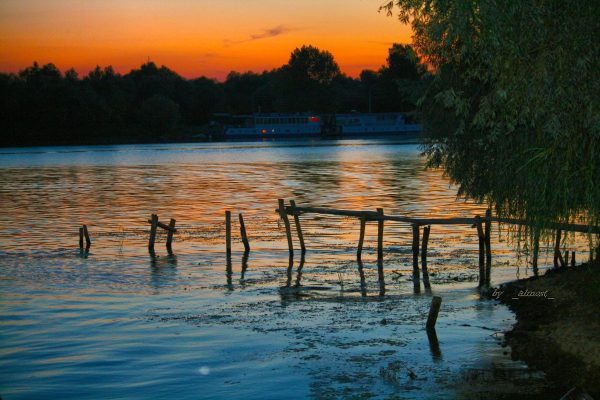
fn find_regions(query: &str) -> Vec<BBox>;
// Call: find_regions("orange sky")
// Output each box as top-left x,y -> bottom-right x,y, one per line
0,0 -> 411,81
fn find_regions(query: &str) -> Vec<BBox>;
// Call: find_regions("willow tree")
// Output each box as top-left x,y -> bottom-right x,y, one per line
382,0 -> 600,244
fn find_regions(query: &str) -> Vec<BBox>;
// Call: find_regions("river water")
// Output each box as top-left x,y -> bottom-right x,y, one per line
0,140 -> 583,399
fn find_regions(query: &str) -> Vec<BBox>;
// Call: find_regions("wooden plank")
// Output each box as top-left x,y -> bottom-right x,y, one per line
289,200 -> 306,252
285,205 -> 600,233
421,225 -> 431,289
148,214 -> 158,251
357,217 -> 366,260
426,296 -> 442,330
147,219 -> 178,232
166,218 -> 176,251
238,213 -> 250,252
278,199 -> 294,255
225,211 -> 232,255
377,208 -> 384,261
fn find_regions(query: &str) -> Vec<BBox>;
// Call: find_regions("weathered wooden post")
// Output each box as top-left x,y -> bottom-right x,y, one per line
553,229 -> 562,268
82,225 -> 91,248
475,215 -> 486,286
357,258 -> 367,297
225,211 -> 232,255
571,251 -> 575,267
564,251 -> 569,268
412,224 -> 421,291
426,296 -> 442,330
289,200 -> 306,252
377,208 -> 384,261
484,209 -> 492,286
238,213 -> 250,252
357,216 -> 366,260
532,226 -> 540,275
241,250 -> 249,280
166,218 -> 176,252
421,225 -> 431,289
278,199 -> 294,255
148,214 -> 158,251
79,227 -> 84,248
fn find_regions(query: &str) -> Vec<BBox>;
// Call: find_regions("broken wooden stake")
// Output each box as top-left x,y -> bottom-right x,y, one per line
79,227 -> 84,249
426,296 -> 442,330
289,200 -> 305,252
238,213 -> 250,252
225,211 -> 232,255
82,224 -> 91,248
148,214 -> 158,251
278,199 -> 294,255
357,216 -> 366,260
166,218 -> 176,252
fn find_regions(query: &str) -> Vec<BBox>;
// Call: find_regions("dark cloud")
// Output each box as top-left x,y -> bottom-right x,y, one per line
224,25 -> 294,47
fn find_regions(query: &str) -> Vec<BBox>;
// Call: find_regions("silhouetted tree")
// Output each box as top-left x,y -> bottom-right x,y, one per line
139,94 -> 180,136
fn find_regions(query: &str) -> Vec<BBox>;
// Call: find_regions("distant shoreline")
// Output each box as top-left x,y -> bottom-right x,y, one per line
0,134 -> 423,150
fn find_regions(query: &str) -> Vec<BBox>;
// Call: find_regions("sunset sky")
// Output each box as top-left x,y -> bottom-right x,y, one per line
0,0 -> 412,81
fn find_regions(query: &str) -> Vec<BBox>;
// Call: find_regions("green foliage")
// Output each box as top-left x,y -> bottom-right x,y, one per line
383,0 -> 600,243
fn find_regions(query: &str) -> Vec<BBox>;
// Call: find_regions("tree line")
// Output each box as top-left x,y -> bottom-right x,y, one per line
0,44 -> 429,147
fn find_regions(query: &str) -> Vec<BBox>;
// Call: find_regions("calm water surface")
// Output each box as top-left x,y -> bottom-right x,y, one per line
0,140 -> 584,399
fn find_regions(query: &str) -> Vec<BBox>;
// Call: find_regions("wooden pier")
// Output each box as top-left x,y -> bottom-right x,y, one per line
275,198 -> 600,290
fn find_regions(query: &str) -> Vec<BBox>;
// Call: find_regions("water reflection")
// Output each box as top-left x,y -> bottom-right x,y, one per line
149,251 -> 177,292
426,328 -> 442,361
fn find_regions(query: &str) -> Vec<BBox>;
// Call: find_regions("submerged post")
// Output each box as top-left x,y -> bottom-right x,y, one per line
421,225 -> 431,289
225,211 -> 232,255
238,213 -> 250,252
426,296 -> 442,330
278,199 -> 294,255
357,216 -> 366,260
289,200 -> 306,252
148,214 -> 158,251
166,218 -> 176,252
377,208 -> 384,261
412,224 -> 421,291
79,227 -> 84,249
484,209 -> 492,286
475,216 -> 486,287
571,251 -> 575,267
